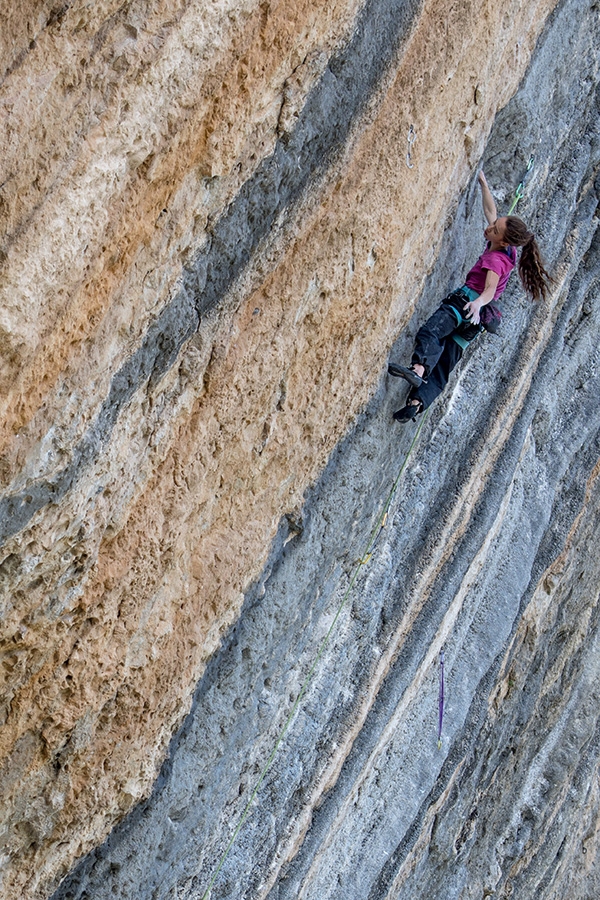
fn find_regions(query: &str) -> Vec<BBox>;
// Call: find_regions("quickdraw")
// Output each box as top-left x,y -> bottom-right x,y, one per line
359,511 -> 388,566
406,125 -> 417,169
508,154 -> 535,214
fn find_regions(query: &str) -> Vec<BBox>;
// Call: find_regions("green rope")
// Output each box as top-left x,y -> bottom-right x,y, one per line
200,410 -> 429,899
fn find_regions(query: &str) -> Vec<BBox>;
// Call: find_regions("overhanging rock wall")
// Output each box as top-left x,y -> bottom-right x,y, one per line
1,0 -> 599,897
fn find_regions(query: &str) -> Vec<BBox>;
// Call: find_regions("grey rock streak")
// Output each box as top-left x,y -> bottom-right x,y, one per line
51,0 -> 600,897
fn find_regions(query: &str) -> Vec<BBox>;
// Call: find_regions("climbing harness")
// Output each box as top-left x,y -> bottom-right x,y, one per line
508,154 -> 535,214
199,411 -> 429,900
406,125 -> 417,169
437,647 -> 445,749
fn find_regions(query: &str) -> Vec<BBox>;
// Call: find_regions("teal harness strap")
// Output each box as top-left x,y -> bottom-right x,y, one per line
450,306 -> 463,326
450,286 -> 479,350
451,334 -> 470,351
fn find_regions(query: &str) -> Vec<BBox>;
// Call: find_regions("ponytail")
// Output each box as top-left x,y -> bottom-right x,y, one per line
504,216 -> 552,302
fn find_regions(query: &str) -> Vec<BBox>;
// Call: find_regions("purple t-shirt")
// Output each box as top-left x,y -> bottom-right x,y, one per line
465,244 -> 516,299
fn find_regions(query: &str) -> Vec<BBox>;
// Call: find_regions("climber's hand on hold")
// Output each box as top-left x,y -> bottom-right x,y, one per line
478,170 -> 497,225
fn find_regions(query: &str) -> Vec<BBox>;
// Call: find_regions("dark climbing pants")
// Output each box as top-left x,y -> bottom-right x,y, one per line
409,290 -> 482,411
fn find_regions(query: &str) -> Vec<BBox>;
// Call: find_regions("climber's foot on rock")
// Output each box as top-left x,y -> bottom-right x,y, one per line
393,400 -> 423,423
388,363 -> 424,388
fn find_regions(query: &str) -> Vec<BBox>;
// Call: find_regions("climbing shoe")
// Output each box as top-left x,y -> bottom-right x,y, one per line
393,403 -> 421,423
387,363 -> 423,388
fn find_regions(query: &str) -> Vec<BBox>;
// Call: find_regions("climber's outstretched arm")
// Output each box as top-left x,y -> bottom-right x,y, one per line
478,171 -> 497,225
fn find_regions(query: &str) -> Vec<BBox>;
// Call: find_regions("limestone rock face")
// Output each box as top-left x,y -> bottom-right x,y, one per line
1,0 -> 599,898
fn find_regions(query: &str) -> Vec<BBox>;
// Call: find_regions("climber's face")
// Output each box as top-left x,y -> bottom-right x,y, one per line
484,217 -> 509,249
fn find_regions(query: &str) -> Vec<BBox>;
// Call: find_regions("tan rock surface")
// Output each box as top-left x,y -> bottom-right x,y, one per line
0,0 -> 567,897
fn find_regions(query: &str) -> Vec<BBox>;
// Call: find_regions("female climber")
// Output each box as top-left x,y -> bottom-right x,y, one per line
388,170 -> 552,422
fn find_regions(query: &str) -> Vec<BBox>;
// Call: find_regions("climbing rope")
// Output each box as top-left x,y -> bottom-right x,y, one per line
198,141 -> 537,887
199,411 -> 429,899
508,154 -> 535,214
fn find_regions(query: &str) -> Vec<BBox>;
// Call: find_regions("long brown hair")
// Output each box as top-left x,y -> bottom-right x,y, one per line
504,216 -> 552,302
